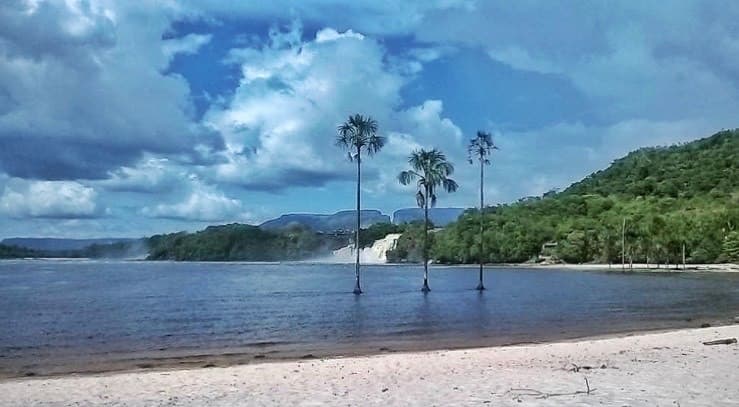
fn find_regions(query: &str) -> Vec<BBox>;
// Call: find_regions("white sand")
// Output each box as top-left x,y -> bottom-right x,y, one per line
2,325 -> 738,406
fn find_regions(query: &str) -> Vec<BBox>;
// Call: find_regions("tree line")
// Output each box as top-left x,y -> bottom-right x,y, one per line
336,116 -> 738,294
398,129 -> 739,267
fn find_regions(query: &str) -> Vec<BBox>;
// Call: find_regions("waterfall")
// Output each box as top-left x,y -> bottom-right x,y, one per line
327,233 -> 402,264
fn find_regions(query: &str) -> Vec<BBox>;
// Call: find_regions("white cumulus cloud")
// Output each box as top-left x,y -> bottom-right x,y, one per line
0,180 -> 100,218
141,182 -> 248,222
0,1 -> 221,180
204,22 -> 407,190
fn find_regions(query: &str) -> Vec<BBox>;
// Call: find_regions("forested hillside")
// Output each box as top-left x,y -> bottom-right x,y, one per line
0,244 -> 40,259
146,224 -> 352,261
146,222 -> 409,261
428,129 -> 739,265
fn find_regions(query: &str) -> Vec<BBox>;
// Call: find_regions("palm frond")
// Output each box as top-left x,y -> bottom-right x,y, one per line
467,130 -> 498,165
439,161 -> 454,176
398,170 -> 418,185
442,178 -> 458,193
366,134 -> 385,155
408,150 -> 424,172
399,148 -> 457,208
415,190 -> 425,208
336,114 -> 383,161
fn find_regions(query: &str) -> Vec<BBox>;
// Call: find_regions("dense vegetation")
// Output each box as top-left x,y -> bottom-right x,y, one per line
386,221 -> 434,263
412,130 -> 738,265
0,241 -> 143,259
0,244 -> 41,258
146,222 -> 409,261
146,224 -> 352,261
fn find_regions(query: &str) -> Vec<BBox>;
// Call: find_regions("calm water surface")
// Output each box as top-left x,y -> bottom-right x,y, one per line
1,260 -> 738,376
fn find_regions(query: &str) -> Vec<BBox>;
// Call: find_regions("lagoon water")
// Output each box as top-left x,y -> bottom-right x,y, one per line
1,260 -> 738,376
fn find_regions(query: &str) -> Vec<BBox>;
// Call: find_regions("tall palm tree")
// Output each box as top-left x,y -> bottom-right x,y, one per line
398,149 -> 458,292
467,131 -> 498,291
336,114 -> 384,295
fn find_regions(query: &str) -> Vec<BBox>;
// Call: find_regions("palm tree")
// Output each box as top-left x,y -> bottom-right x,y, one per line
467,131 -> 498,290
336,114 -> 384,294
398,149 -> 458,292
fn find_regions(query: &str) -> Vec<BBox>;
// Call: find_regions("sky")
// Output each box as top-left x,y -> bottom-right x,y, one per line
1,0 -> 738,238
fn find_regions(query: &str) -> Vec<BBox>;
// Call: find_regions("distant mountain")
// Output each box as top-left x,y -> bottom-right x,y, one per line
259,210 -> 390,232
392,208 -> 466,227
1,238 -> 136,252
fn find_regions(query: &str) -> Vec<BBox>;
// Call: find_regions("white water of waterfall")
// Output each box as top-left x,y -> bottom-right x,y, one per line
323,233 -> 402,264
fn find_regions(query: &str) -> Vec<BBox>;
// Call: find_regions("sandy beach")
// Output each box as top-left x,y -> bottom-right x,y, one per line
2,325 -> 737,406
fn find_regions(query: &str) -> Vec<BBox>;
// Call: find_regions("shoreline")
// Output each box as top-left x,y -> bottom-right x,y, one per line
2,324 -> 737,405
428,262 -> 739,272
5,257 -> 738,272
2,318 -> 736,381
519,262 -> 739,272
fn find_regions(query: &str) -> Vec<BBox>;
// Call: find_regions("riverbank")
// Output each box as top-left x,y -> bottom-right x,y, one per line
2,325 -> 737,406
521,262 -> 739,272
438,262 -> 739,272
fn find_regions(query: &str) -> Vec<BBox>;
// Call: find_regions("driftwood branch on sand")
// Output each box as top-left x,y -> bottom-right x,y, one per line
506,377 -> 594,400
702,338 -> 737,345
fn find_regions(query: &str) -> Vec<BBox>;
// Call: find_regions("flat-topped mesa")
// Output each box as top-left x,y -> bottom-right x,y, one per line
259,208 -> 469,233
392,208 -> 465,227
259,210 -> 390,232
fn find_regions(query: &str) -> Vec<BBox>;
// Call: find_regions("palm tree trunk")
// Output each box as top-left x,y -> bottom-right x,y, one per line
476,158 -> 485,291
422,186 -> 430,292
353,155 -> 362,295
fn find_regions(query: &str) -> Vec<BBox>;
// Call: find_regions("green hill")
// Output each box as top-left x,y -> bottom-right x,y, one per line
430,129 -> 739,265
0,244 -> 41,259
146,223 -> 353,261
564,129 -> 738,198
145,222 -> 409,262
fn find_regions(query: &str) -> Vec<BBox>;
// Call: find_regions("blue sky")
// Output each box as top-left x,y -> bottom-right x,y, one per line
1,1 -> 738,238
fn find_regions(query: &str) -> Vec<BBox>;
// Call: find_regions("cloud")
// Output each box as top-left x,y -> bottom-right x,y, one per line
0,179 -> 101,218
141,182 -> 248,222
162,33 -> 213,59
0,1 -> 222,180
186,1 -> 474,36
367,100 -> 465,195
96,157 -> 187,193
2,1 -> 736,239
315,28 -> 364,43
204,22 -> 408,191
486,46 -> 559,75
416,1 -> 739,126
